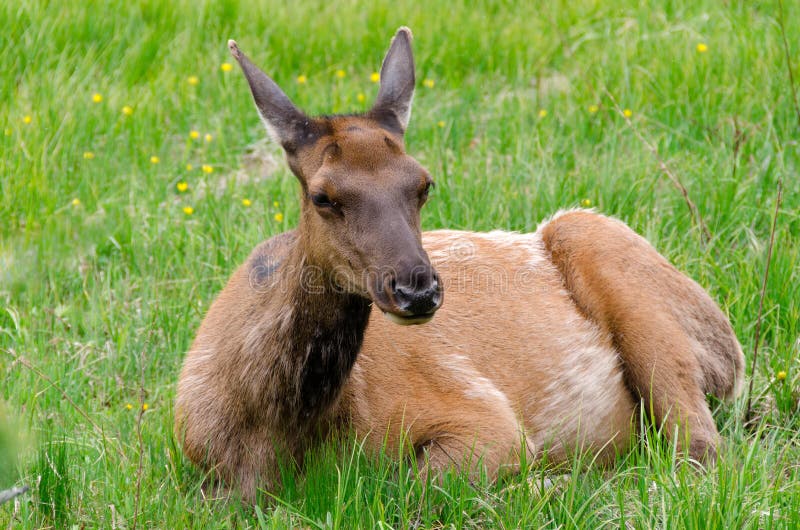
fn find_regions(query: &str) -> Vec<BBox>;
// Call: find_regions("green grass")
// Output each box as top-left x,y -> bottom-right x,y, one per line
1,0 -> 798,527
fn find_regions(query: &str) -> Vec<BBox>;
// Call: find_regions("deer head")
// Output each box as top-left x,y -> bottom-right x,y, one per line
229,28 -> 442,325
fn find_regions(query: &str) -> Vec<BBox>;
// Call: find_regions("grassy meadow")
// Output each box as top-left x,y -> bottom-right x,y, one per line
1,0 -> 799,527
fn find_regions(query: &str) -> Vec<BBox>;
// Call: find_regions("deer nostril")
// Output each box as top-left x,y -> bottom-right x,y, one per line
391,276 -> 441,316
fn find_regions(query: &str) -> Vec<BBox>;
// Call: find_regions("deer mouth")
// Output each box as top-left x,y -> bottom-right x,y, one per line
382,310 -> 437,326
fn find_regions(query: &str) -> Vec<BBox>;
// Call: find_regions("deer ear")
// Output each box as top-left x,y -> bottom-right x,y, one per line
369,27 -> 415,134
228,40 -> 312,152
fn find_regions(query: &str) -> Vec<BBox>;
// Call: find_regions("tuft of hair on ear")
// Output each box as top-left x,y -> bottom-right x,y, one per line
369,27 -> 416,134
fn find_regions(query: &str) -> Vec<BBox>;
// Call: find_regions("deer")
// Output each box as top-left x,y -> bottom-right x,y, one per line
174,28 -> 744,503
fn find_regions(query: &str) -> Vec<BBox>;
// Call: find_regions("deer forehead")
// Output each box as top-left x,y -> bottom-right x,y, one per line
306,120 -> 423,190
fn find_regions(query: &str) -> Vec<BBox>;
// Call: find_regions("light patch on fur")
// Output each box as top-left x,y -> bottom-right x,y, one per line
175,346 -> 218,418
436,353 -> 513,408
259,115 -> 283,146
525,317 -> 631,452
397,94 -> 414,131
423,229 -> 548,268
535,207 -> 597,231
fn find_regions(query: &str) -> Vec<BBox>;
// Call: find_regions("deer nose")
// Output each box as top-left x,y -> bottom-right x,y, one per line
391,270 -> 442,316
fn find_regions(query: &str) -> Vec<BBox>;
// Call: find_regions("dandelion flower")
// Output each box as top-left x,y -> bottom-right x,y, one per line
538,109 -> 548,118
183,206 -> 194,215
335,69 -> 346,79
370,72 -> 380,83
71,198 -> 81,206
142,403 -> 149,411
221,62 -> 233,72
150,155 -> 160,164
23,115 -> 32,124
205,133 -> 213,143
623,108 -> 633,118
588,104 -> 599,114
185,163 -> 193,171
83,151 -> 95,160
242,198 -> 252,207
273,200 -> 280,208
422,78 -> 435,88
581,198 -> 592,207
202,164 -> 213,174
189,130 -> 200,140
437,121 -> 445,128
776,370 -> 787,381
187,75 -> 199,86
125,403 -> 133,410
696,43 -> 708,53
122,105 -> 134,116
274,212 -> 284,222
176,181 -> 188,192
356,93 -> 366,103
92,93 -> 103,103
296,74 -> 307,84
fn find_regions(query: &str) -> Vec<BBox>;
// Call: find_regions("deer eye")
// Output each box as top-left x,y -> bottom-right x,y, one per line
420,180 -> 434,204
311,192 -> 341,212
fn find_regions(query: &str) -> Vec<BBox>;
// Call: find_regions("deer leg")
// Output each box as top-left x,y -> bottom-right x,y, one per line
182,421 -> 282,505
616,324 -> 721,463
408,397 -> 527,483
540,210 -> 744,464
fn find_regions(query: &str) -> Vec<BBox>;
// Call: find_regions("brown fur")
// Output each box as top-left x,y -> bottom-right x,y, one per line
174,30 -> 744,502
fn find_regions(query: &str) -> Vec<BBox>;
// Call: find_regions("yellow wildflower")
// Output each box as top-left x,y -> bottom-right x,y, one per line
297,74 -> 307,84
437,121 -> 445,128
183,206 -> 194,215
189,130 -> 200,140
696,43 -> 708,53
186,163 -> 193,171
335,69 -> 346,79
242,198 -> 252,207
125,403 -> 133,410
205,133 -> 213,143
23,115 -> 32,124
623,108 -> 633,118
370,72 -> 380,83
71,198 -> 81,206
581,198 -> 592,207
176,181 -> 188,192
187,75 -> 199,86
142,403 -> 149,411
356,93 -> 366,103
273,200 -> 279,208
83,151 -> 95,160
221,62 -> 233,72
150,155 -> 160,164
202,164 -> 213,174
776,370 -> 787,381
92,93 -> 103,103
422,78 -> 434,88
122,105 -> 134,116
588,104 -> 599,114
274,212 -> 284,222
538,109 -> 548,118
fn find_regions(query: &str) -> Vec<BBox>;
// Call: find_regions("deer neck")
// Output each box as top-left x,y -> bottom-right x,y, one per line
265,236 -> 372,427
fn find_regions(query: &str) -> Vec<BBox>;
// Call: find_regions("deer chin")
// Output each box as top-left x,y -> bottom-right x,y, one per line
382,311 -> 436,326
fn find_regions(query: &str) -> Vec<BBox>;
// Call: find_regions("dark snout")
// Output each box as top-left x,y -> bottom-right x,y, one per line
372,260 -> 443,325
391,264 -> 442,315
